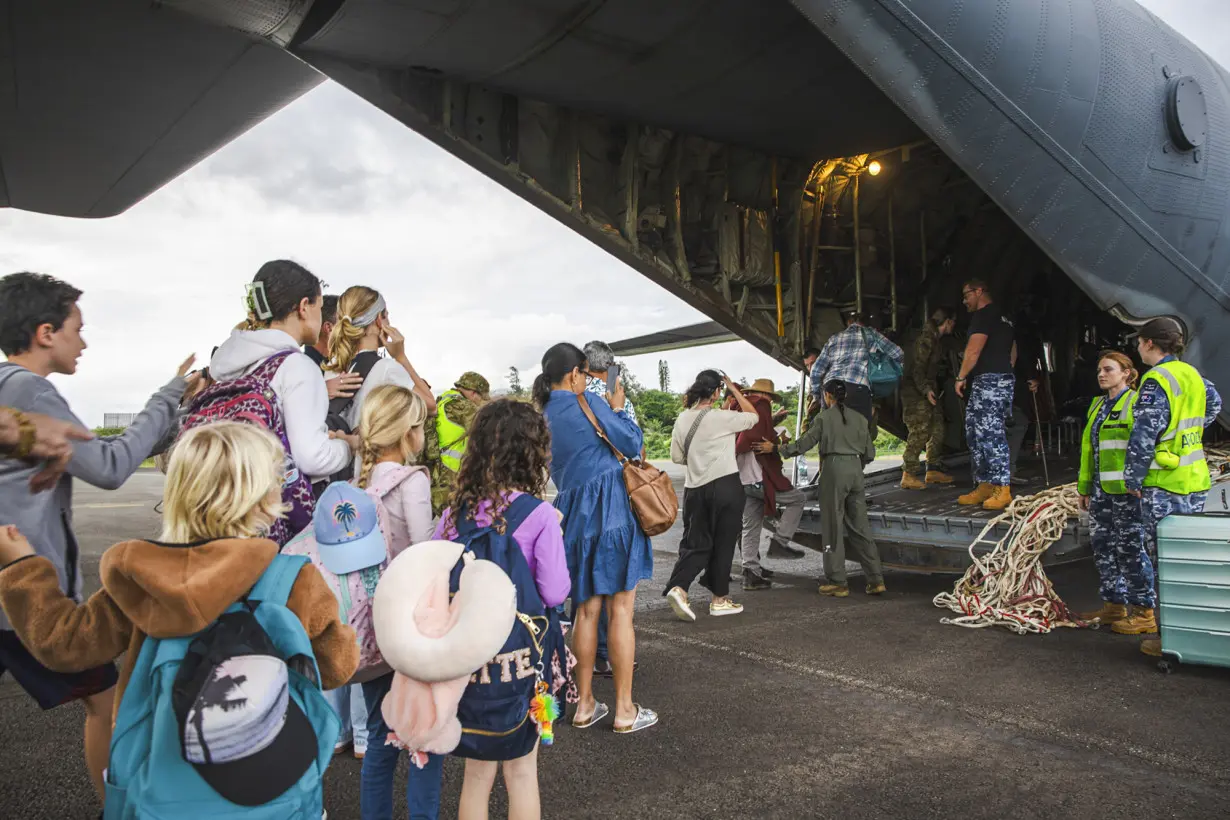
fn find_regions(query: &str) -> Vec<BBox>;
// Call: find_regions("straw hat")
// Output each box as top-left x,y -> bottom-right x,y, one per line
744,378 -> 782,402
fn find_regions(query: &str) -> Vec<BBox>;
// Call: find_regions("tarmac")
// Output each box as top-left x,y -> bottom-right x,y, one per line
2,467 -> 1229,819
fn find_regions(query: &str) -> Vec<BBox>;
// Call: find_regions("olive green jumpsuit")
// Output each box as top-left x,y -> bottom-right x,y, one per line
780,405 -> 883,587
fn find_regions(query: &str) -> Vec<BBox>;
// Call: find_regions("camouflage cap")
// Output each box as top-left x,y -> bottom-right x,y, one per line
455,371 -> 491,398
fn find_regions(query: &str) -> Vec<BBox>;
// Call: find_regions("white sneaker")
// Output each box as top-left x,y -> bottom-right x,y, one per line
709,598 -> 744,617
667,586 -> 696,622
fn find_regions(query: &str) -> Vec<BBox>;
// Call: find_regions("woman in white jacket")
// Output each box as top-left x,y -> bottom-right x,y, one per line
210,260 -> 354,483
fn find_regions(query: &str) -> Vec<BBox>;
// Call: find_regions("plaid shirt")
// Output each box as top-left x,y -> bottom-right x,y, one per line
586,376 -> 639,425
810,324 -> 904,397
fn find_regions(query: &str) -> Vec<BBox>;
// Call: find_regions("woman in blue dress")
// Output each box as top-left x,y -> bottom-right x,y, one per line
533,342 -> 658,734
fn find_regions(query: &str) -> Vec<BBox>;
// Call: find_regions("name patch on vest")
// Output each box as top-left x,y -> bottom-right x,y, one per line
1181,429 -> 1202,449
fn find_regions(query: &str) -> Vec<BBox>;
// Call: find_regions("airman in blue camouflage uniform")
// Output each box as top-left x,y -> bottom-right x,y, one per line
1075,351 -> 1154,629
1122,319 -> 1223,654
955,280 -> 1017,511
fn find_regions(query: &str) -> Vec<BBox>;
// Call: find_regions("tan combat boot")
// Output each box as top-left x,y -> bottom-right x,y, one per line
958,483 -> 995,506
1111,607 -> 1158,635
926,470 -> 955,485
900,472 -> 926,490
982,485 -> 1013,511
1140,638 -> 1163,657
818,584 -> 850,598
1078,602 -> 1129,624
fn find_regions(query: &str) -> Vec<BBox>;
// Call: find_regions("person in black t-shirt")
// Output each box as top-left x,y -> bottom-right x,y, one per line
954,279 -> 1017,510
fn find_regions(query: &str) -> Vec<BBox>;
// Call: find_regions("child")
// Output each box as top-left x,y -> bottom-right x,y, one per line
434,399 -> 571,820
0,421 -> 359,809
766,380 -> 885,597
0,271 -> 194,801
349,385 -> 438,820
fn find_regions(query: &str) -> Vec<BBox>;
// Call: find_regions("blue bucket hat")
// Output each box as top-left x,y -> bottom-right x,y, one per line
314,482 -> 388,575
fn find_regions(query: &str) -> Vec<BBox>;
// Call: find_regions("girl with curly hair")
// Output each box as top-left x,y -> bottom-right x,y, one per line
434,399 -> 571,820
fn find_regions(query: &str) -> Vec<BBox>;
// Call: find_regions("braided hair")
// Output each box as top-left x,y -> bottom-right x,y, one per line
824,379 -> 848,423
356,385 -> 427,488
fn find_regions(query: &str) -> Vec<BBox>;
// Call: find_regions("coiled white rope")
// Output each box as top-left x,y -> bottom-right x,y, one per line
933,485 -> 1085,634
934,448 -> 1230,635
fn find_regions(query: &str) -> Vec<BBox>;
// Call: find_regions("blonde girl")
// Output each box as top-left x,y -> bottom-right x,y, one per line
326,286 -> 435,433
353,384 -> 440,820
0,422 -> 358,807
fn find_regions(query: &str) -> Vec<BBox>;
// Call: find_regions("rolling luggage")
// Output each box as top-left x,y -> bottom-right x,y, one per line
1155,512 -> 1230,671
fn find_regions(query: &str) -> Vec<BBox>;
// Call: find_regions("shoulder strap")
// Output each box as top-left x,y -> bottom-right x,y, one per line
683,408 -> 712,460
249,554 -> 309,607
575,393 -> 628,464
250,349 -> 297,383
502,494 -> 543,535
326,350 -> 382,418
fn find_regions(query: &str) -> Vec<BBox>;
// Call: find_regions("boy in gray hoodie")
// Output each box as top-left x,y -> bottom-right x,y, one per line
0,272 -> 192,802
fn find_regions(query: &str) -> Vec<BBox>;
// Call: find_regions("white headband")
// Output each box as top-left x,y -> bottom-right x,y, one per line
343,295 -> 386,328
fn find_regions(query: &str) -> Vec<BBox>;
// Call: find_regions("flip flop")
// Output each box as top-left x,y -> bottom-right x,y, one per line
613,704 -> 659,735
571,701 -> 610,729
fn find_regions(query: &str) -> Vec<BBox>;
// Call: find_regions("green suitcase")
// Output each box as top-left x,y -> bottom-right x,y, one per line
1155,513 -> 1230,672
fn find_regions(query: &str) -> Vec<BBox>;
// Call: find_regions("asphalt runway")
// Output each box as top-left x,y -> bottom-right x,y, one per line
3,468 -> 1229,819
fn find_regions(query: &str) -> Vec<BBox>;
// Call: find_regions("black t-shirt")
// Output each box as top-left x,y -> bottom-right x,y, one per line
967,305 -> 1014,377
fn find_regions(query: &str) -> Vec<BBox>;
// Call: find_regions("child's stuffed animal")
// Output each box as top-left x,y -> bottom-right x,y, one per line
372,541 -> 516,762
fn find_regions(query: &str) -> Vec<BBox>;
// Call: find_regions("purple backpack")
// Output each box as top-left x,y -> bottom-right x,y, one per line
180,350 -> 313,545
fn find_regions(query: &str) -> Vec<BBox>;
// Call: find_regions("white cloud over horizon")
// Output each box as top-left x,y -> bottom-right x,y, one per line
0,0 -> 1222,426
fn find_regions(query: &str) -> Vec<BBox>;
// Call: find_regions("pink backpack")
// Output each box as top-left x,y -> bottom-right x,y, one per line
282,465 -> 425,684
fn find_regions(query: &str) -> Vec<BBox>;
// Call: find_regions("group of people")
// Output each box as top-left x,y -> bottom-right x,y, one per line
0,262 -> 1223,818
0,265 -> 660,820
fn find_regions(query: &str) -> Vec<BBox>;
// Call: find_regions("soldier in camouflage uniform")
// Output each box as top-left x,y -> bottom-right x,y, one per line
955,280 -> 1017,511
1121,320 -> 1223,653
900,306 -> 957,490
423,371 -> 490,516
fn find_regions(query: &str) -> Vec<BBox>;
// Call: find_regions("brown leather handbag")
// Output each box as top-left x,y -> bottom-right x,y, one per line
576,394 -> 678,537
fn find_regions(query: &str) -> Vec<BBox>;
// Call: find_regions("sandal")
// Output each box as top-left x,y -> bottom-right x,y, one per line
613,704 -> 659,734
571,701 -> 610,729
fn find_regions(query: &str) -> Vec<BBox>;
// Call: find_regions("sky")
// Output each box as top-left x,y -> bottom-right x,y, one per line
0,0 -> 1223,426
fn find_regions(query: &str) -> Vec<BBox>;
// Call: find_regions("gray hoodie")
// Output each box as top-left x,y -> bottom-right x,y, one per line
0,363 -> 185,631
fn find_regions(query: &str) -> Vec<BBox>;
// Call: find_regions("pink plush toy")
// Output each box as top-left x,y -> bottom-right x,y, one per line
371,541 -> 516,764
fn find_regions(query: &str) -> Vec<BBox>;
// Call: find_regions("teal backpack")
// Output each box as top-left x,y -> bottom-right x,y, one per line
103,554 -> 340,818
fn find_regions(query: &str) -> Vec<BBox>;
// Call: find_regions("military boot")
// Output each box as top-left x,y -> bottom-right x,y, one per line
900,472 -> 926,490
982,485 -> 1013,511
1078,602 -> 1128,624
925,470 -> 955,485
958,483 -> 994,506
1111,607 -> 1158,635
1140,638 -> 1163,657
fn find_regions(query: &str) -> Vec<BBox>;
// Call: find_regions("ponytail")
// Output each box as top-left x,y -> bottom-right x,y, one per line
824,379 -> 848,423
533,342 -> 587,411
328,286 -> 382,373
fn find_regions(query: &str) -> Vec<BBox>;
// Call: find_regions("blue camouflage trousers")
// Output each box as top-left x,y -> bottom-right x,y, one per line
965,373 -> 1015,486
1141,487 -> 1208,567
1088,490 -> 1156,608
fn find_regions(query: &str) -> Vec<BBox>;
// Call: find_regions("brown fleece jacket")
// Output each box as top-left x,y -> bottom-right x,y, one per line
0,537 -> 359,724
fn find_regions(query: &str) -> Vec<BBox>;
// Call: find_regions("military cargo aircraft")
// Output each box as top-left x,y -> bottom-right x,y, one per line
5,0 -> 1228,569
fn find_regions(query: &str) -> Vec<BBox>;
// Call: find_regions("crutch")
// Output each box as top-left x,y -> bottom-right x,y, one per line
1031,388 -> 1051,487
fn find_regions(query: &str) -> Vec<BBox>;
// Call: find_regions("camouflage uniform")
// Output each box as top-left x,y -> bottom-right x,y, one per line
901,320 -> 946,476
1124,364 -> 1222,566
1085,399 -> 1155,607
965,373 -> 1015,486
423,372 -> 488,516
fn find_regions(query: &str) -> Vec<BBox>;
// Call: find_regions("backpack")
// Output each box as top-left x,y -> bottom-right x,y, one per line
103,555 -> 339,819
861,327 -> 904,398
282,467 -> 424,684
180,350 -> 313,545
318,350 -> 383,489
446,494 -> 568,761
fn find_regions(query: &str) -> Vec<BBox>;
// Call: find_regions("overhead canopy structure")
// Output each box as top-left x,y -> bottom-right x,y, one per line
4,0 -> 1230,432
609,321 -> 742,358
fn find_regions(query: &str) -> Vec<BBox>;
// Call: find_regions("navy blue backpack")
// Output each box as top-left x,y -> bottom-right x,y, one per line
448,494 -> 567,761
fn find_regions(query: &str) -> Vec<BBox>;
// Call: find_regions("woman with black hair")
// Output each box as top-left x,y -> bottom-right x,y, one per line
761,380 -> 884,597
663,371 -> 758,621
533,343 -> 657,735
209,260 -> 355,491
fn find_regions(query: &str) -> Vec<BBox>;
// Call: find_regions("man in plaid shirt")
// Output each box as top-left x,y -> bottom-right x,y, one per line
808,311 -> 903,437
